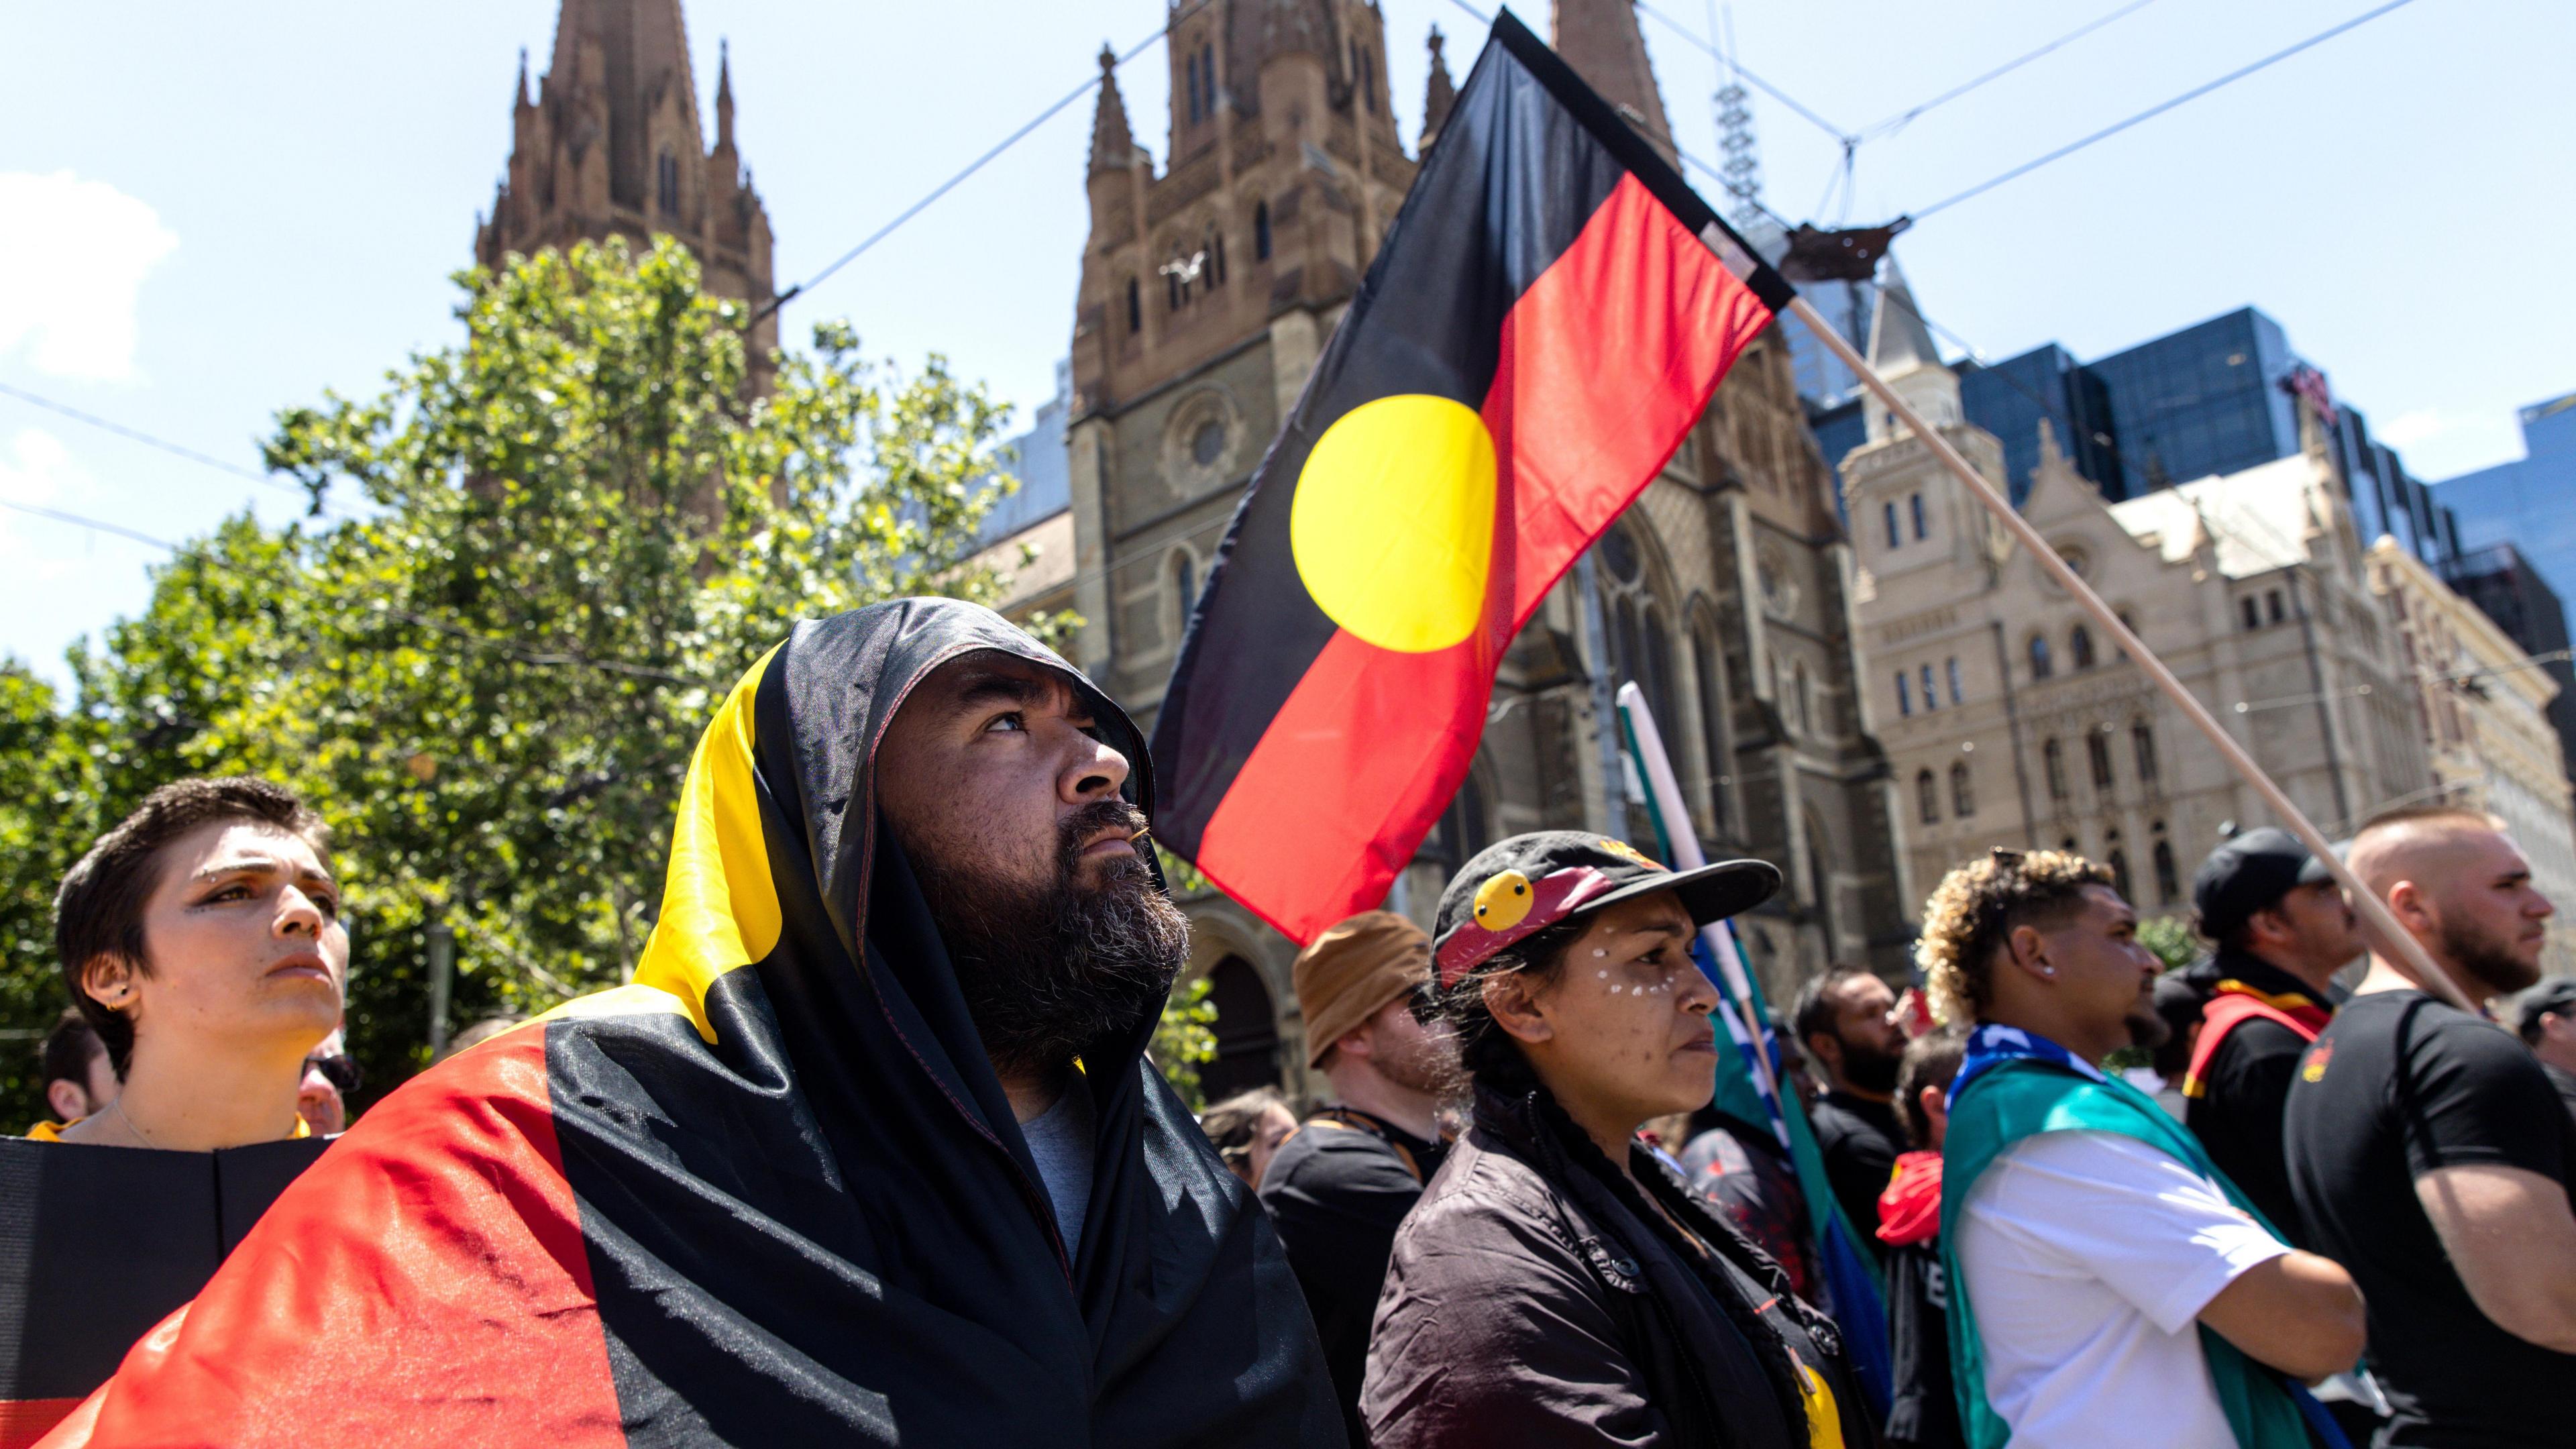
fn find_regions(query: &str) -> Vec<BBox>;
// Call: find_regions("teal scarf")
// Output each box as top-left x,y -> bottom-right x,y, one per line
1938,1028 -> 2326,1449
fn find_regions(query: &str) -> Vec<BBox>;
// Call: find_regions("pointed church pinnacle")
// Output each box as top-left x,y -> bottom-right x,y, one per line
1089,44 -> 1138,175
2036,417 -> 2065,469
515,46 -> 531,107
1552,0 -> 1674,156
715,36 -> 735,148
1421,25 -> 1459,151
1866,258 -> 1941,377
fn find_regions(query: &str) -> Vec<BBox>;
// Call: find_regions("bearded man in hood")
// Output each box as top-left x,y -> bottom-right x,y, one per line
46,599 -> 1342,1449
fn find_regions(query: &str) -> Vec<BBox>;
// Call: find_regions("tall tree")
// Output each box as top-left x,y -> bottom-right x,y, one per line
21,237 -> 1053,1103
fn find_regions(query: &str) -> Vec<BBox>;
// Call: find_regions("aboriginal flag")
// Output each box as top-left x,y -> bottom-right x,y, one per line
1150,10 -> 1794,943
41,600 -> 1336,1449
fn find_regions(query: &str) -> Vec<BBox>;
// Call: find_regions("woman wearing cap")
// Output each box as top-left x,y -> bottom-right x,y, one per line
1361,830 -> 1878,1449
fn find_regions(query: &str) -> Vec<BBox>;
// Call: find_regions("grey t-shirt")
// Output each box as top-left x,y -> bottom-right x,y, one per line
1022,1085 -> 1097,1258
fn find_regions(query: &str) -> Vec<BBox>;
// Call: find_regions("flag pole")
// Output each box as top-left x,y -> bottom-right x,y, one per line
1783,293 -> 2476,1016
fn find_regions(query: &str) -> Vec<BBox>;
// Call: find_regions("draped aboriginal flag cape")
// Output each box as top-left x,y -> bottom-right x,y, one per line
1150,9 -> 1794,944
44,598 -> 1340,1449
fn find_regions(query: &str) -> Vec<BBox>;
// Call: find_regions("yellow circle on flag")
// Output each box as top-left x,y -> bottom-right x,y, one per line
1289,394 -> 1498,653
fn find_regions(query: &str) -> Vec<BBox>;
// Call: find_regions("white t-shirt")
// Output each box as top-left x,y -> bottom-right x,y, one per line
1954,1129 -> 2290,1448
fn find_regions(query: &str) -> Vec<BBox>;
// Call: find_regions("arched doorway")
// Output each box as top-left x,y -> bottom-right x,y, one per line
1198,955 -> 1282,1102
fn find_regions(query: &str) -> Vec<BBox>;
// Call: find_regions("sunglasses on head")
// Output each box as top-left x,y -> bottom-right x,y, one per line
305,1053 -> 362,1095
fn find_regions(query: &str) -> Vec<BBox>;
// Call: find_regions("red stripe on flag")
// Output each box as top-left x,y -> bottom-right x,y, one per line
1488,173 -> 1774,625
1199,630 -> 1487,943
1199,174 -> 1774,943
48,1028 -> 625,1448
0,1399 -> 85,1449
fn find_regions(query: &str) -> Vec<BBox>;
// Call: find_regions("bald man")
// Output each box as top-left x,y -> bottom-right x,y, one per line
2285,806 -> 2576,1448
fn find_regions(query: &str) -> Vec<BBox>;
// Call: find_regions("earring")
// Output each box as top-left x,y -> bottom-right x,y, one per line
2040,966 -> 2056,977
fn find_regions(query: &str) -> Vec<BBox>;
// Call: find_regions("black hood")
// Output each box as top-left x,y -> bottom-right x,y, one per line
541,597 -> 1341,1446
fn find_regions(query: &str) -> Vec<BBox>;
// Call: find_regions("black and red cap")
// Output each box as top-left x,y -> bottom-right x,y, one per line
1432,831 -> 1780,987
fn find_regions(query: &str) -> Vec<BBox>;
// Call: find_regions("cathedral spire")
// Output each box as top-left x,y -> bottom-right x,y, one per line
1551,0 -> 1674,158
1420,25 -> 1458,152
515,46 -> 532,108
1867,259 -> 1940,378
1089,45 -> 1138,174
714,38 -> 735,150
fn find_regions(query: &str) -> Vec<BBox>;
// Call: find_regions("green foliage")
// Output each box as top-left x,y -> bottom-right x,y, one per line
1151,975 -> 1220,1112
2137,915 -> 2203,974
0,237 -> 1079,1114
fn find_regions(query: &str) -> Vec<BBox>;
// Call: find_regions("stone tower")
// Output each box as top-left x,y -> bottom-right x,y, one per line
475,0 -> 776,373
1065,0 -> 1909,1101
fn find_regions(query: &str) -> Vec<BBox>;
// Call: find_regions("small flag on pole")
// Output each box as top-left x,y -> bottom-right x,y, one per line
1151,8 -> 1795,943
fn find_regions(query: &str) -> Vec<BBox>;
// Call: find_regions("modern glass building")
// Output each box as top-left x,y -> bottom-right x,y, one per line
1955,343 -> 2124,505
2437,391 -> 2576,610
2082,309 -> 2302,490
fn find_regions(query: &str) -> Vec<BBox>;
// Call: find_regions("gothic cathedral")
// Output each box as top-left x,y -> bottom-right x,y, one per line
474,0 -> 777,379
1061,0 -> 1910,1099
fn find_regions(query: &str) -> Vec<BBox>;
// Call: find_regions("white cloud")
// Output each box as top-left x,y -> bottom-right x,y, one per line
0,171 -> 178,383
0,428 -> 98,579
2375,409 -> 2453,448
2373,407 -> 2524,480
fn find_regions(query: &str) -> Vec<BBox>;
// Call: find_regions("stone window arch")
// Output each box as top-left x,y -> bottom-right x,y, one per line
655,150 -> 680,216
1126,277 -> 1142,334
1254,201 -> 1272,260
1917,769 -> 1939,826
2087,731 -> 2114,792
1910,492 -> 1928,540
2132,720 -> 2159,786
2029,633 -> 2054,680
2070,623 -> 2096,670
2044,738 -> 2068,800
2153,838 -> 2179,904
1950,761 -> 1976,816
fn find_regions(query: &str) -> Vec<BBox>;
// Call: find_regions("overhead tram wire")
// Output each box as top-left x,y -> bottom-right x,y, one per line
757,0 -> 1217,323
1629,0 -> 1854,146
1854,0 -> 2165,141
0,494 -> 704,687
0,380 -> 327,512
1909,0 -> 2423,219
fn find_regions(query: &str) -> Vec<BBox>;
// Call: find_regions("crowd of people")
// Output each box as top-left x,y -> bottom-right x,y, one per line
10,596 -> 2576,1447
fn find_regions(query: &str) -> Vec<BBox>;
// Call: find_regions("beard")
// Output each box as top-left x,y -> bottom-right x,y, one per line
2440,916 -> 2542,996
2126,1000 -> 2174,1051
1839,1037 -> 1902,1095
907,799 -> 1191,1077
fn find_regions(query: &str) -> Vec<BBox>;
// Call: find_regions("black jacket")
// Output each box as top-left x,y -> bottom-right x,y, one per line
1362,1083 -> 1878,1449
2183,950 -> 2331,1240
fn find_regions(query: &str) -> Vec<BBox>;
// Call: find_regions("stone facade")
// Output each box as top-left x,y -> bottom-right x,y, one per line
475,0 -> 776,378
1841,276 -> 2432,924
2369,537 -> 2576,976
1061,0 -> 1907,1102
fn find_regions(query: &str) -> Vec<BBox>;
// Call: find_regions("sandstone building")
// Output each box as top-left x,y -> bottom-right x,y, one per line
1058,0 -> 1907,1100
2369,537 -> 2576,975
474,0 -> 777,377
1841,273 -> 2431,925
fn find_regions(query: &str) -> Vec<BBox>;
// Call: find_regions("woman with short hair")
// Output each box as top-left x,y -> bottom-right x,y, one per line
1362,831 -> 1878,1448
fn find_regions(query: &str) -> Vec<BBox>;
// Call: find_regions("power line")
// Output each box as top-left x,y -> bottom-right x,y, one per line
1856,0 -> 2165,141
761,0 -> 1216,323
0,380 -> 309,501
1911,0 -> 2423,219
0,494 -> 705,686
1629,0 -> 1854,145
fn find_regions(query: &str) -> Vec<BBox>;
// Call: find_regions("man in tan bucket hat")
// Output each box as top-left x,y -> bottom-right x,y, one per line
1257,910 -> 1460,1443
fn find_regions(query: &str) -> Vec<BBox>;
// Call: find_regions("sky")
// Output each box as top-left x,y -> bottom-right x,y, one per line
3,0 -> 2569,691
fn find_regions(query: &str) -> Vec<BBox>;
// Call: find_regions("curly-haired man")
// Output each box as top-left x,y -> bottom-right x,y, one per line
1921,849 -> 2362,1449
